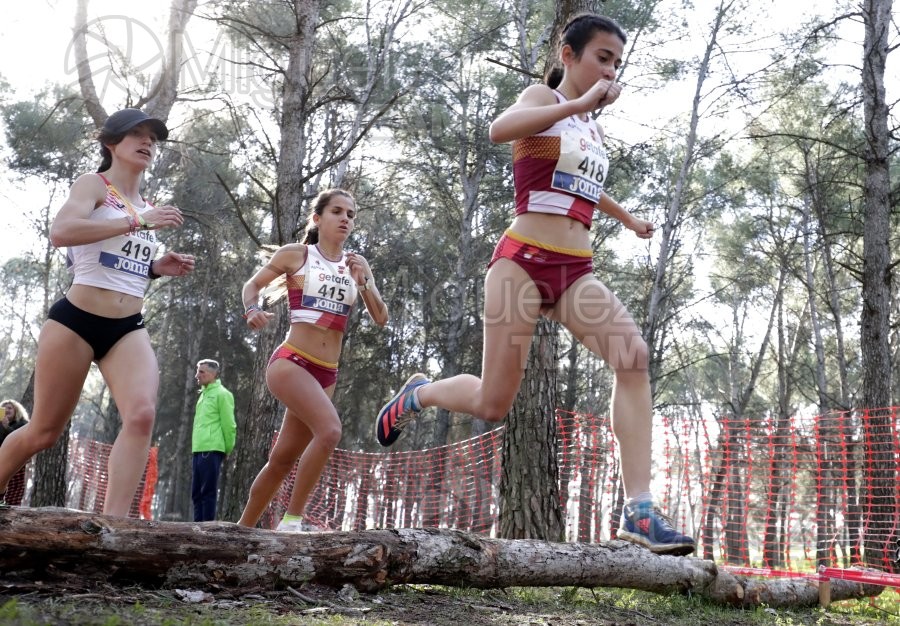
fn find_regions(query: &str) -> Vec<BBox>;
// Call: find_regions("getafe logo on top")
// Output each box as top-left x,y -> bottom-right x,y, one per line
318,272 -> 352,287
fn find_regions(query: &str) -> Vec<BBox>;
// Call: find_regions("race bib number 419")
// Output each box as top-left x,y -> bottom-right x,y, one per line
99,233 -> 157,278
551,129 -> 608,204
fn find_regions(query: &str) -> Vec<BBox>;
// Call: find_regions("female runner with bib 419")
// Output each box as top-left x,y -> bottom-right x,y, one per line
0,108 -> 195,516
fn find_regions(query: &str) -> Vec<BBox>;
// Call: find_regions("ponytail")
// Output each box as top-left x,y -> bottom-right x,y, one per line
302,224 -> 319,245
96,145 -> 112,173
545,66 -> 564,88
95,129 -> 126,173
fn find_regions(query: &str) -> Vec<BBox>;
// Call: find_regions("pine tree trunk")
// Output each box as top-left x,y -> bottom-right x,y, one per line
219,0 -> 321,524
30,424 -> 70,508
762,414 -> 790,567
578,434 -> 595,542
723,442 -> 747,565
844,418 -> 864,564
815,413 -> 839,567
499,318 -> 563,540
859,0 -> 895,571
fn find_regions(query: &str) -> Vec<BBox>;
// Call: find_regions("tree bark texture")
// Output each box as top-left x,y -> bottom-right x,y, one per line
0,507 -> 884,609
273,0 -> 321,243
499,318 -> 563,540
29,423 -> 69,508
859,0 -> 895,570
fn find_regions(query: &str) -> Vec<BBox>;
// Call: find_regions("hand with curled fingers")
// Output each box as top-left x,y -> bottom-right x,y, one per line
345,252 -> 373,286
596,80 -> 621,108
626,216 -> 655,240
244,307 -> 274,330
152,252 -> 196,277
575,79 -> 621,112
141,204 -> 185,230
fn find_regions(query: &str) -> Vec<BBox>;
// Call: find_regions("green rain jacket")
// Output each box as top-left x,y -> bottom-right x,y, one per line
191,379 -> 236,454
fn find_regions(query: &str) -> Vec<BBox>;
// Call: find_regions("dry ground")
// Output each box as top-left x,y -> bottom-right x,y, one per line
0,576 -> 896,625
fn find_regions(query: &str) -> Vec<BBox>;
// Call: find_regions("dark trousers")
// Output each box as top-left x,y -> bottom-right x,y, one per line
191,451 -> 225,522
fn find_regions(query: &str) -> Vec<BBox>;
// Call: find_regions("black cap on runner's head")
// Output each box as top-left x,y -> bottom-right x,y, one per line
102,109 -> 169,141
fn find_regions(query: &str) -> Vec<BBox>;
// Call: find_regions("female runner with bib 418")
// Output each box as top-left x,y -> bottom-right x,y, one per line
375,14 -> 694,556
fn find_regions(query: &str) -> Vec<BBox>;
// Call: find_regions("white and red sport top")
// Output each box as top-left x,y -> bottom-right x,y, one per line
66,173 -> 159,298
511,90 -> 610,228
286,245 -> 357,332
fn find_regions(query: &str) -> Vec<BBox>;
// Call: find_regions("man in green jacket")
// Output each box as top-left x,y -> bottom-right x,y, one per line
191,359 -> 236,521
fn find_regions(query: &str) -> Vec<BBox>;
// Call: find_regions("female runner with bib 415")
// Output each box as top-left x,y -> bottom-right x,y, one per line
0,108 -> 195,516
375,14 -> 694,555
238,189 -> 389,531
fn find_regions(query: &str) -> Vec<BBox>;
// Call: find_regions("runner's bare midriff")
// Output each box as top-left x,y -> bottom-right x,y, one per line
286,322 -> 343,365
66,283 -> 144,318
509,212 -> 592,251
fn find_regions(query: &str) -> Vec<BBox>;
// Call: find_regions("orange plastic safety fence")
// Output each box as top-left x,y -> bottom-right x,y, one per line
268,407 -> 899,578
20,408 -> 897,580
15,436 -> 158,520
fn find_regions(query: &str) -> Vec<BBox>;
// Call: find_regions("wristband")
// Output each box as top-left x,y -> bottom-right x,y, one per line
126,215 -> 139,235
137,213 -> 154,230
243,304 -> 262,319
148,260 -> 161,280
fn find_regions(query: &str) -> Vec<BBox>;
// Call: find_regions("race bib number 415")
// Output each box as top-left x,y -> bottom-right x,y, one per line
302,264 -> 354,316
551,129 -> 608,204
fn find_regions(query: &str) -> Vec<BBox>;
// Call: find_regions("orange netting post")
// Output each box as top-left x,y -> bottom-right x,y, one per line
139,447 -> 159,520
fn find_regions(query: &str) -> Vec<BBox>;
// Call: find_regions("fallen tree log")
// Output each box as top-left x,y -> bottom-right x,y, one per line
0,507 -> 883,608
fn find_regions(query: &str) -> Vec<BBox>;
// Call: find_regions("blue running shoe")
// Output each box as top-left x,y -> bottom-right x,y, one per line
375,373 -> 430,446
617,502 -> 695,556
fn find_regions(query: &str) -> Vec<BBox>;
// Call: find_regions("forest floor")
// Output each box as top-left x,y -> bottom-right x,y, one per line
0,577 -> 897,625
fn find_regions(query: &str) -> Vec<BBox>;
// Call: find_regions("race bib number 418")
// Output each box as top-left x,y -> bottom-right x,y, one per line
551,129 -> 608,204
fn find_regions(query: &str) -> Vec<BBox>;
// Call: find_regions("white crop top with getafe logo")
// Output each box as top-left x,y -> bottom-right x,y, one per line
286,245 -> 358,333
66,174 -> 159,298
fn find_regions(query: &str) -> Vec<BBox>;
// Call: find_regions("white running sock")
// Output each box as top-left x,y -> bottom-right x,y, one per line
627,492 -> 653,507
